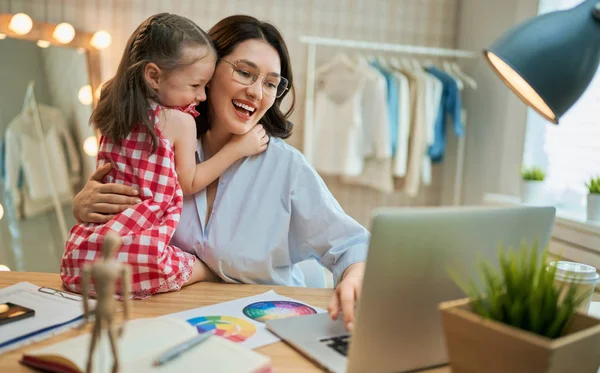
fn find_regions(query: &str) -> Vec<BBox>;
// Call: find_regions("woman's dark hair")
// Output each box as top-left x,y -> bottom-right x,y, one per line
91,13 -> 215,152
195,15 -> 295,139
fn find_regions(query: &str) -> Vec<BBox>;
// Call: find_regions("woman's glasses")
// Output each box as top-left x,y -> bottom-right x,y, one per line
220,59 -> 289,98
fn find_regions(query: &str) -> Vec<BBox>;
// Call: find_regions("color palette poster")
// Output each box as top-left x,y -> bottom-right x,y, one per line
163,290 -> 326,349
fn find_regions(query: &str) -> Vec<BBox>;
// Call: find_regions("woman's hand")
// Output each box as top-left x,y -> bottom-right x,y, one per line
327,262 -> 365,332
73,163 -> 141,223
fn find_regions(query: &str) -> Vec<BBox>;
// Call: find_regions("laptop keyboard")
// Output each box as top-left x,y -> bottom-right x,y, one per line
320,335 -> 351,356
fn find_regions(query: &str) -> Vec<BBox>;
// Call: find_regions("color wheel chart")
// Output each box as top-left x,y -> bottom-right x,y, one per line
243,301 -> 317,322
186,315 -> 256,343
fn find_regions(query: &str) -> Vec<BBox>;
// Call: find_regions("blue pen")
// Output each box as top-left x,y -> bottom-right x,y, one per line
153,330 -> 214,366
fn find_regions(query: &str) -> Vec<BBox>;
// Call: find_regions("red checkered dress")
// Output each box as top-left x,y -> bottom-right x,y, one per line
60,104 -> 196,299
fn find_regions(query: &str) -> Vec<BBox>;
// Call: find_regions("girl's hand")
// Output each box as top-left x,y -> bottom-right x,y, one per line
73,163 -> 141,223
328,262 -> 365,332
227,124 -> 269,158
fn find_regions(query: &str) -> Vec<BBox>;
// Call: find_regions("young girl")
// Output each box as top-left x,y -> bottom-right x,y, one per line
60,13 -> 268,298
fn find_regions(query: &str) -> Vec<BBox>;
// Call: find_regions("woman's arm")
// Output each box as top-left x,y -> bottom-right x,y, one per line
73,163 -> 141,223
165,109 -> 268,196
288,154 -> 370,331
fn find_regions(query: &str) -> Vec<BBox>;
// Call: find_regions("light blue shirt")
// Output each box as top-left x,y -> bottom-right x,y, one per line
370,62 -> 399,156
425,67 -> 464,162
171,137 -> 370,287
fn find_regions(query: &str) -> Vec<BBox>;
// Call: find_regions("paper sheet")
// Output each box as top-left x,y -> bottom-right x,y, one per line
0,282 -> 94,354
164,290 -> 326,349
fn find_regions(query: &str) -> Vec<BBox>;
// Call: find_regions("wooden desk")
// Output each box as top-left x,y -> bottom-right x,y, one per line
0,272 -> 450,372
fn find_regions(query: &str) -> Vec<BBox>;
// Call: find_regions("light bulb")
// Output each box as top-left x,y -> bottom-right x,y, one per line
9,13 -> 33,35
0,202 -> 3,220
53,22 -> 75,44
37,40 -> 51,48
78,85 -> 93,105
83,136 -> 98,156
90,30 -> 112,50
0,33 -> 7,40
0,265 -> 10,272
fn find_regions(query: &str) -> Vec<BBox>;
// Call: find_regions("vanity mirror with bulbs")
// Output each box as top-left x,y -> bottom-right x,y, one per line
0,13 -> 109,273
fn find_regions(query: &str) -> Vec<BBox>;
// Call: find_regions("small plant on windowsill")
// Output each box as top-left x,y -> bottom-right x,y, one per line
521,166 -> 545,204
521,166 -> 546,181
585,176 -> 600,221
438,242 -> 600,373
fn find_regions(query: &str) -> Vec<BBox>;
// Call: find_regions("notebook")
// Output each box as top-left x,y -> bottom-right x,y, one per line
0,282 -> 94,353
21,317 -> 272,373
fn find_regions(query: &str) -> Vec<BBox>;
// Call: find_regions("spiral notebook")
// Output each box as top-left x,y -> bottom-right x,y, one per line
21,317 -> 272,373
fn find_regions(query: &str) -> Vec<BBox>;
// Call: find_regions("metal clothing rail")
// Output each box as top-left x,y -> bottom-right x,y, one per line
300,36 -> 477,204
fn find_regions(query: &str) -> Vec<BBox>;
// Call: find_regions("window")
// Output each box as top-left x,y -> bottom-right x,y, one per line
522,0 -> 600,218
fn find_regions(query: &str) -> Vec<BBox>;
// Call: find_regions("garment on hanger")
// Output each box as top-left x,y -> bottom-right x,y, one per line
341,60 -> 395,193
420,71 -> 443,186
313,60 -> 367,177
370,61 -> 399,156
395,67 -> 427,198
426,66 -> 464,162
3,103 -> 80,219
390,70 -> 411,178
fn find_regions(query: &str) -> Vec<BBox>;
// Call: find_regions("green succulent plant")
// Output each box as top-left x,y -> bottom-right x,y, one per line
585,177 -> 600,194
521,167 -> 546,181
450,242 -> 586,339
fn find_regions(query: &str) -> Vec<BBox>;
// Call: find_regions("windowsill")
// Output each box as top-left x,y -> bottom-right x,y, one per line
482,193 -> 600,253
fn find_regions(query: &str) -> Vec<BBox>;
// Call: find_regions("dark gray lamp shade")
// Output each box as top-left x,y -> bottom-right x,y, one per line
483,0 -> 600,124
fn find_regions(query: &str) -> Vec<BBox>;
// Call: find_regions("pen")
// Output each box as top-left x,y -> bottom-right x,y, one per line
153,330 -> 214,366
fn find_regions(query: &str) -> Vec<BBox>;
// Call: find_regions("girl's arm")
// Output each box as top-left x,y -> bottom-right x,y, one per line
165,109 -> 268,196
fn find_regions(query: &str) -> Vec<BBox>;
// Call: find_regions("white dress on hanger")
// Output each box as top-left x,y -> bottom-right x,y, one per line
340,61 -> 395,193
4,103 -> 80,219
313,65 -> 367,177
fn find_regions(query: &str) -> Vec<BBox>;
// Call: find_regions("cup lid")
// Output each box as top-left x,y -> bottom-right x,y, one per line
549,261 -> 600,284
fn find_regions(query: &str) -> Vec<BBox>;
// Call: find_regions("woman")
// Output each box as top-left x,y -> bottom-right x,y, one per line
70,15 -> 368,331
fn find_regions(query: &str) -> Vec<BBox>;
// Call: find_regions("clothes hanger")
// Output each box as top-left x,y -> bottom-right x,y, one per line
410,57 -> 423,70
388,56 -> 403,70
315,51 -> 357,76
451,62 -> 478,89
443,60 -> 464,90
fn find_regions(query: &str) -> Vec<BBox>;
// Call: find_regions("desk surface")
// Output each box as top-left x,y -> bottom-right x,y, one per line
0,272 -> 450,373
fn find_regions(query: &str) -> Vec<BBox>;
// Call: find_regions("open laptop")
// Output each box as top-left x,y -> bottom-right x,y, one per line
267,206 -> 556,373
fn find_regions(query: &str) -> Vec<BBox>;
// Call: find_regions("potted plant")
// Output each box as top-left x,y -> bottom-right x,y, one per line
439,243 -> 600,373
521,166 -> 546,205
585,177 -> 600,222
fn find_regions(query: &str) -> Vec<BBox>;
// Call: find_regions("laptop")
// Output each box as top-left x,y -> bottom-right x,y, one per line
267,206 -> 556,373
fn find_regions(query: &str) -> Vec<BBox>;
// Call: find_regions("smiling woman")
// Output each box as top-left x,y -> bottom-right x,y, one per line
71,14 -> 368,332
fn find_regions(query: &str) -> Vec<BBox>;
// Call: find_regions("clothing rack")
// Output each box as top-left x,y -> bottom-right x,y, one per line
299,36 -> 478,205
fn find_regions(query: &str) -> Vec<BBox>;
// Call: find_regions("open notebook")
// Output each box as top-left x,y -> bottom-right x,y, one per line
21,317 -> 272,373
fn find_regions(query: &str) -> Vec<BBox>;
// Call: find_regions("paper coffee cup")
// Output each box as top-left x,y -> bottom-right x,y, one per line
550,261 -> 600,313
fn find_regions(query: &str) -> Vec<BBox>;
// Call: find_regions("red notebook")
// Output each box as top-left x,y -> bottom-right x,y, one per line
21,317 -> 272,373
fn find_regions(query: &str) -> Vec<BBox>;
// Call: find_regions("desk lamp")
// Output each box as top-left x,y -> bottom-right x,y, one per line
483,0 -> 600,124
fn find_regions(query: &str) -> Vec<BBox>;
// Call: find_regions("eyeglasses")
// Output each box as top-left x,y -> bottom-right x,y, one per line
38,286 -> 83,302
220,58 -> 289,98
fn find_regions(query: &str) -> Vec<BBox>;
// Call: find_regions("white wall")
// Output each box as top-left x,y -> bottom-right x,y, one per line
454,0 -> 540,205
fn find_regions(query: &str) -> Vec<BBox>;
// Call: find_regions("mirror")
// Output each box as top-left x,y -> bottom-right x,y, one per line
0,34 -> 100,274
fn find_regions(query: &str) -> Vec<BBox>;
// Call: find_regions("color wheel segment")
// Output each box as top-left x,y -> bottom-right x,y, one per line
243,301 -> 317,322
186,315 -> 256,343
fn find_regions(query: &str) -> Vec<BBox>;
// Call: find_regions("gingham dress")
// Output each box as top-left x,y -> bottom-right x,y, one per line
60,104 -> 196,299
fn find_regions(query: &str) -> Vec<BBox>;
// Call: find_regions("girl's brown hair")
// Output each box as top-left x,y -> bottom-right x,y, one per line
195,15 -> 295,139
92,13 -> 215,152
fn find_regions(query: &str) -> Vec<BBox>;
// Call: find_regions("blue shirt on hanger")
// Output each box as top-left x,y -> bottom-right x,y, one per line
426,66 -> 464,162
370,62 -> 399,156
